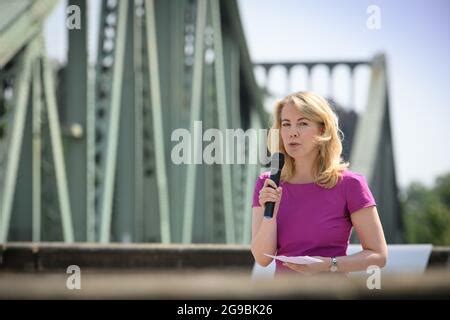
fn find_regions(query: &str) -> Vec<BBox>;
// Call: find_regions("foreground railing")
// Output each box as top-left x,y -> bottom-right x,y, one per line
1,243 -> 449,299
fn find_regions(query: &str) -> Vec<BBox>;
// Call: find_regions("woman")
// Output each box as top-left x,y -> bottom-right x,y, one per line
251,91 -> 387,276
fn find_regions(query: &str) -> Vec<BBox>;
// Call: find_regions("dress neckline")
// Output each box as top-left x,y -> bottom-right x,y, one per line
281,180 -> 316,186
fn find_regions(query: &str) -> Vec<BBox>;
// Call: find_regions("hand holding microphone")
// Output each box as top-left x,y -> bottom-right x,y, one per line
259,179 -> 282,219
260,152 -> 285,219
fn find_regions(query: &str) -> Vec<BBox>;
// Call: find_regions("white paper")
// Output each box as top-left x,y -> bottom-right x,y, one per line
264,253 -> 323,265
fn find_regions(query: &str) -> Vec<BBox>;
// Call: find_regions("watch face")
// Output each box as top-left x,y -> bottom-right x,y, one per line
330,265 -> 338,272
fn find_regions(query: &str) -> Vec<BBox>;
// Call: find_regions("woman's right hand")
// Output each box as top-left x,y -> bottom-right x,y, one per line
258,179 -> 283,218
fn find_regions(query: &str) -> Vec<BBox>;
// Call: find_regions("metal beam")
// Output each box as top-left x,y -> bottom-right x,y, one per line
42,41 -> 75,243
211,0 -> 235,243
86,41 -> 96,242
221,0 -> 268,126
32,57 -> 42,242
0,40 -> 34,243
99,0 -> 128,243
168,0 -> 187,243
243,110 -> 262,244
114,3 -> 136,242
145,0 -> 171,243
133,0 -> 145,242
0,0 -> 58,68
349,54 -> 386,183
65,0 -> 88,241
182,0 -> 208,244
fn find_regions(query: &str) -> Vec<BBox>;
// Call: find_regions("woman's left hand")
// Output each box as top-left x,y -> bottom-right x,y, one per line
283,256 -> 331,275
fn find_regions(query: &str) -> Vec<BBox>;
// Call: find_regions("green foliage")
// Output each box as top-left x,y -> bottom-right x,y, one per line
403,173 -> 450,245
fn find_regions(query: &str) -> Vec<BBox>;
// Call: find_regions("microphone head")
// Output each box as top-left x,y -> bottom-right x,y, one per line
269,152 -> 285,175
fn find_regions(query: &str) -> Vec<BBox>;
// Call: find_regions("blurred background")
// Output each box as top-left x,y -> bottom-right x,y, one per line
1,0 -> 450,300
0,0 -> 449,247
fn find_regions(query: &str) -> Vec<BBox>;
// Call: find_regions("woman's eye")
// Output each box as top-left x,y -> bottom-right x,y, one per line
282,123 -> 290,127
299,122 -> 308,126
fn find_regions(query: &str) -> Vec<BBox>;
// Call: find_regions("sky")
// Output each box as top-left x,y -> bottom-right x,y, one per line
44,0 -> 450,189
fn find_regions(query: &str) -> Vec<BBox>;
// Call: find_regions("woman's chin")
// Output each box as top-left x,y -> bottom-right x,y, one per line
286,150 -> 301,158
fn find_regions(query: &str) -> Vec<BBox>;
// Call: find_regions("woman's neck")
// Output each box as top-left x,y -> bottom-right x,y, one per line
290,154 -> 317,183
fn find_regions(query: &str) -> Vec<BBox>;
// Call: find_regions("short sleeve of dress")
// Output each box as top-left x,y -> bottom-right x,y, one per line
345,173 -> 377,214
252,172 -> 270,208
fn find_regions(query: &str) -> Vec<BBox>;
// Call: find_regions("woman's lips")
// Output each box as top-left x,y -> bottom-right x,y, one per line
288,142 -> 301,147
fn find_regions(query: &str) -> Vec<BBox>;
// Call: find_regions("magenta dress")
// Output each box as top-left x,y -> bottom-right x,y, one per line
252,169 -> 376,275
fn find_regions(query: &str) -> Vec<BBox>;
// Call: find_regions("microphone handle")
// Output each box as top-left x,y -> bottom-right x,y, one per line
263,170 -> 282,219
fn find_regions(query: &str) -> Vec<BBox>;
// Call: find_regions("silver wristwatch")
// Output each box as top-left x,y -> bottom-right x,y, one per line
330,257 -> 338,272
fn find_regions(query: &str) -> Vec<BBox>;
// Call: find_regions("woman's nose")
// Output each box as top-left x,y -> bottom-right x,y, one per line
289,129 -> 298,137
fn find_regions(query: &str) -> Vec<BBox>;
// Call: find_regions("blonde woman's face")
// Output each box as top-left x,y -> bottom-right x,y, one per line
280,103 -> 323,159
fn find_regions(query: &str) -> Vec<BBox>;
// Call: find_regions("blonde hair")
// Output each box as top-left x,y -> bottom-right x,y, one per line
267,91 -> 349,189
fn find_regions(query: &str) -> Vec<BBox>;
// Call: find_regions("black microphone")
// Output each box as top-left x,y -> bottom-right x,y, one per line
264,152 -> 285,219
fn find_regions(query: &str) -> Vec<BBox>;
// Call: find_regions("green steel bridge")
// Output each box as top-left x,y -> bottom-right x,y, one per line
0,0 -> 402,246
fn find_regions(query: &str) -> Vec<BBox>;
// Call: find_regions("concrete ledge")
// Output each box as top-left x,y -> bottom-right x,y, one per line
1,269 -> 450,299
0,242 -> 254,272
1,242 -> 449,274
